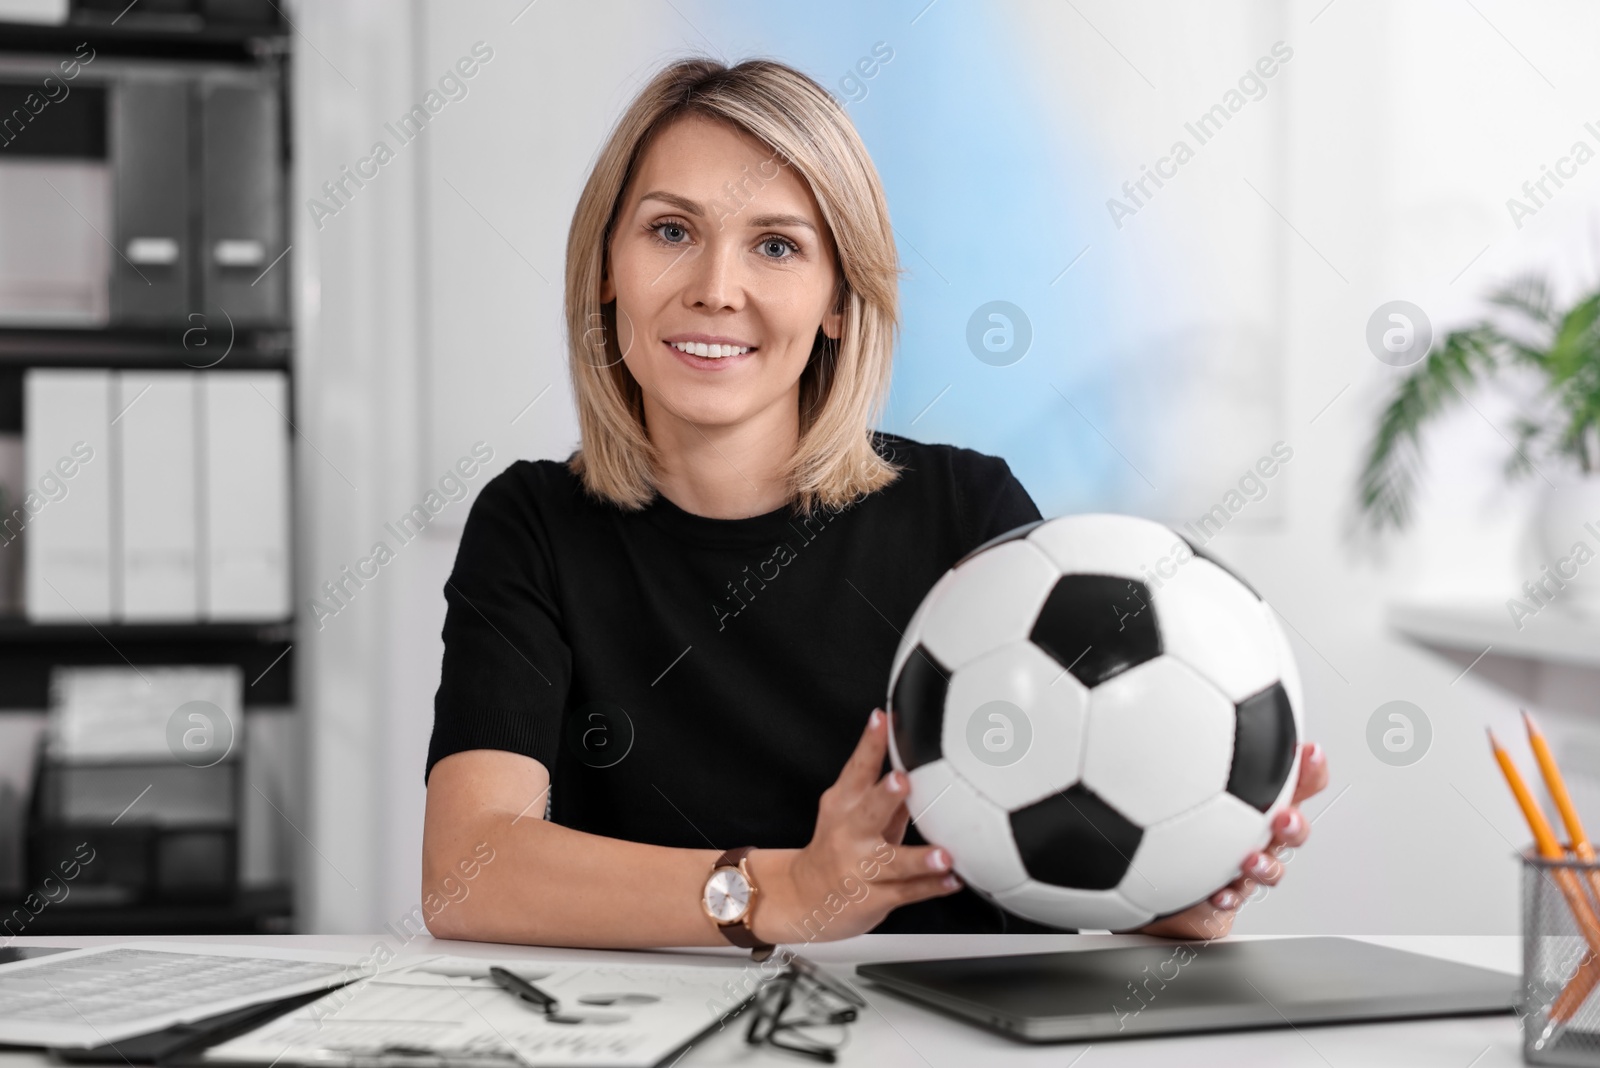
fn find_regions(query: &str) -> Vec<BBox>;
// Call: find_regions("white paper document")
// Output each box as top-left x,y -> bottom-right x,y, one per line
204,954 -> 761,1067
0,942 -> 363,1048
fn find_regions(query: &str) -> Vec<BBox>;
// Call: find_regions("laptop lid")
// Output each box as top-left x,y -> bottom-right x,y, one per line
855,937 -> 1519,1042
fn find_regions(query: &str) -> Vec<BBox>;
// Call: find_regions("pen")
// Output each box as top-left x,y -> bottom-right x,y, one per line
488,966 -> 561,1015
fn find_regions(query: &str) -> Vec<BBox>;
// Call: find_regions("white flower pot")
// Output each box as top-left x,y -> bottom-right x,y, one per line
1526,471 -> 1600,617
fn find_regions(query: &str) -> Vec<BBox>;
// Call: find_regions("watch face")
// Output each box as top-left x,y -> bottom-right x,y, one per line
704,867 -> 751,924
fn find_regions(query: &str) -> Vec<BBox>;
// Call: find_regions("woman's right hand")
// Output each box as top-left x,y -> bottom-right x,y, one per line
749,708 -> 962,944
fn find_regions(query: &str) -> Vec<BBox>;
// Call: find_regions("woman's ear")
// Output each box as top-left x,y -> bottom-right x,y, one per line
822,288 -> 844,340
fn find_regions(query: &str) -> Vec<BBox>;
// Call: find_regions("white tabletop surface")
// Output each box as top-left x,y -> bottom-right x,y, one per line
0,933 -> 1526,1067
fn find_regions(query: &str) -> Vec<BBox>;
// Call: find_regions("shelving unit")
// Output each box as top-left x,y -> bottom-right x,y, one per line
1387,600 -> 1600,671
0,326 -> 292,368
0,7 -> 294,708
0,618 -> 293,707
0,18 -> 284,63
0,882 -> 292,935
0,5 -> 297,934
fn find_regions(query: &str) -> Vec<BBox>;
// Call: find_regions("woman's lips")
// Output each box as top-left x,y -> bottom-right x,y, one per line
663,338 -> 757,371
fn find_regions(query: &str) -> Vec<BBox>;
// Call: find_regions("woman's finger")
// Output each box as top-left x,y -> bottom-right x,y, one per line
1244,851 -> 1283,886
878,871 -> 963,909
1209,885 -> 1243,910
1269,805 -> 1310,849
1137,899 -> 1236,940
852,768 -> 912,832
873,843 -> 953,882
882,803 -> 911,846
834,709 -> 891,797
1292,742 -> 1329,803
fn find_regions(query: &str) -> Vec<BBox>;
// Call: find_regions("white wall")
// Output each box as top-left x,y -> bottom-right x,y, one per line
293,0 -> 428,933
294,0 -> 1600,934
1216,0 -> 1600,933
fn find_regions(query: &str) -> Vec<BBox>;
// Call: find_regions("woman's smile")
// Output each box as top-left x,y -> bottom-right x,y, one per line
662,333 -> 759,371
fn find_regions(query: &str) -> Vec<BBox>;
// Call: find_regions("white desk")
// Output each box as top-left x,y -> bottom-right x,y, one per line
0,934 -> 1524,1067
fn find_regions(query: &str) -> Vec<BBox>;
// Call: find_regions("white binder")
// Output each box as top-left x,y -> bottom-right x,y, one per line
118,371 -> 198,620
23,369 -> 112,621
202,371 -> 290,620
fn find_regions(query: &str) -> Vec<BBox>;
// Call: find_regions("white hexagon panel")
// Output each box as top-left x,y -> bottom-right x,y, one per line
919,540 -> 1059,672
993,879 -> 1154,932
941,642 -> 1089,812
1117,791 -> 1274,915
904,759 -> 1029,895
1081,657 -> 1236,827
1024,513 -> 1185,579
1152,556 -> 1281,703
889,568 -> 959,687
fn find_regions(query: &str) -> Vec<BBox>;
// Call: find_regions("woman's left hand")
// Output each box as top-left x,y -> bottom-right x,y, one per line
1130,741 -> 1329,940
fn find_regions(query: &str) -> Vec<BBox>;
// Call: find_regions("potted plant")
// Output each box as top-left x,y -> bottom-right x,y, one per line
1357,273 -> 1600,613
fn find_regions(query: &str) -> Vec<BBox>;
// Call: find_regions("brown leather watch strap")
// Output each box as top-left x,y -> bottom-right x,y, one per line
719,921 -> 769,951
709,847 -> 775,960
714,846 -> 756,869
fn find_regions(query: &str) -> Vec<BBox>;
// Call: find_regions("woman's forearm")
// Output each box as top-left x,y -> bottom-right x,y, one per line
421,749 -> 798,947
424,812 -> 792,947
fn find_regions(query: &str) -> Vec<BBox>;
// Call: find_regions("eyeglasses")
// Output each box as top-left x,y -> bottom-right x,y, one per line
744,953 -> 867,1063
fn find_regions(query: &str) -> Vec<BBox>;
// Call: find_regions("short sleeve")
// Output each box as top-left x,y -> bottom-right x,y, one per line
960,451 -> 1044,550
426,464 -> 572,783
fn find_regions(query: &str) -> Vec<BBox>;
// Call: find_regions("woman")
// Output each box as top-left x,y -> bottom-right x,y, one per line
422,57 -> 1328,950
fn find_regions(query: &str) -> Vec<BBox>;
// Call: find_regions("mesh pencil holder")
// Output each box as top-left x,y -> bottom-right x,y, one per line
1523,849 -> 1600,1066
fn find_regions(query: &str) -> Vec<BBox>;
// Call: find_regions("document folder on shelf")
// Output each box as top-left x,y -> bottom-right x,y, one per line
23,369 -> 113,621
119,371 -> 198,620
202,371 -> 290,621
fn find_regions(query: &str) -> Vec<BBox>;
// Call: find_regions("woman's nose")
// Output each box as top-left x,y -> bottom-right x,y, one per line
681,241 -> 742,312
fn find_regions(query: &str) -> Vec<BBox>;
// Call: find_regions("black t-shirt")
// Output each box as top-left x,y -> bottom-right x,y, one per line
427,430 -> 1059,933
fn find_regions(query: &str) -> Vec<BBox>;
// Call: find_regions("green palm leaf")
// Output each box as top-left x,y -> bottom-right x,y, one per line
1358,326 -> 1499,533
1487,273 -> 1557,328
1357,274 -> 1600,533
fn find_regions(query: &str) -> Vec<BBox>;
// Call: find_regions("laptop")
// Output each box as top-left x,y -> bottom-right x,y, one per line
855,937 -> 1519,1042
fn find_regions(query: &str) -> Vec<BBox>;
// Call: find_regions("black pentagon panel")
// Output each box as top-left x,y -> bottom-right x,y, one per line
1176,534 -> 1262,600
1010,784 -> 1143,891
1029,574 -> 1161,688
952,518 -> 1049,569
1227,681 -> 1298,812
889,645 -> 950,771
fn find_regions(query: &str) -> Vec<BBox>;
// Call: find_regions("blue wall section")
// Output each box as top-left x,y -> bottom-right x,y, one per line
684,0 -> 1132,519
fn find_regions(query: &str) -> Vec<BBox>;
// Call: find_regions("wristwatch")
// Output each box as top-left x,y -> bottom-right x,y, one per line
701,846 -> 775,960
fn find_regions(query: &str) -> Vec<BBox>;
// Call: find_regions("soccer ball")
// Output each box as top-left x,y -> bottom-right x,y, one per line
886,513 -> 1302,931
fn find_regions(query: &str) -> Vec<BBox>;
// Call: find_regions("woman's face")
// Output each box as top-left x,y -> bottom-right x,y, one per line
601,115 -> 843,435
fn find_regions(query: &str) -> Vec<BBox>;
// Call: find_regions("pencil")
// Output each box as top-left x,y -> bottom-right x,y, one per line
1522,712 -> 1600,1028
1526,710 -> 1595,862
1491,727 -> 1564,859
1489,728 -> 1600,1048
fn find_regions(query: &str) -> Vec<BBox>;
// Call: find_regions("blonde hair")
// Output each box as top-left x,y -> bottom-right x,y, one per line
564,57 -> 904,517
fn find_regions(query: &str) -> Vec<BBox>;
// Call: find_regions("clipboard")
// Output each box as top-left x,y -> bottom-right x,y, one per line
59,987 -> 347,1065
160,955 -> 762,1068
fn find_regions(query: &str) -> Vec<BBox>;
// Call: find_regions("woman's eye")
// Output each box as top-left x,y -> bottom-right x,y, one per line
760,236 -> 797,259
655,223 -> 689,244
